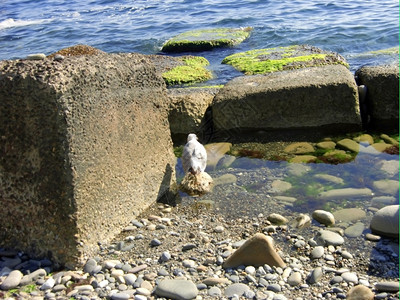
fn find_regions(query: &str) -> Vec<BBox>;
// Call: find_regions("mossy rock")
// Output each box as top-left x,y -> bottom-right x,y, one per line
162,27 -> 252,53
222,45 -> 349,75
47,44 -> 105,58
161,56 -> 212,86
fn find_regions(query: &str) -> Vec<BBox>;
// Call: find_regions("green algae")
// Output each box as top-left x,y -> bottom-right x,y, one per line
162,56 -> 212,86
222,45 -> 349,75
162,27 -> 252,52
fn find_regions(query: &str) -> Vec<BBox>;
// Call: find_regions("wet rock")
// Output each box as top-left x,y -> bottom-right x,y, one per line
154,279 -> 198,300
333,208 -> 367,222
315,230 -> 344,246
371,196 -> 397,208
295,213 -> 311,228
320,188 -> 372,201
372,179 -> 399,196
223,233 -> 286,268
284,142 -> 315,154
287,164 -> 311,176
204,142 -> 232,170
213,174 -> 237,186
353,133 -> 374,145
344,222 -> 365,238
378,160 -> 399,177
274,196 -> 297,205
267,213 -> 288,225
289,155 -> 317,163
162,27 -> 252,52
314,174 -> 344,185
370,205 -> 399,238
26,53 -> 46,60
365,233 -> 381,242
312,210 -> 335,226
316,141 -> 336,150
337,138 -> 361,152
270,180 -> 292,193
347,285 -> 374,300
380,134 -> 398,145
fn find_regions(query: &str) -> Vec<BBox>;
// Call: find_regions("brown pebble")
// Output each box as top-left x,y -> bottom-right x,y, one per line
347,285 -> 374,300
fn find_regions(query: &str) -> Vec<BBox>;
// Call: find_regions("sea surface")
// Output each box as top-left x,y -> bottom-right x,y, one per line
0,0 -> 398,80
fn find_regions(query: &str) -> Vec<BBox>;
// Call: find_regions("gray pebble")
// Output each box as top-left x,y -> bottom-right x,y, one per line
182,243 -> 197,251
308,267 -> 323,284
225,283 -> 250,298
84,258 -> 98,274
311,246 -> 324,259
150,238 -> 162,246
340,251 -> 353,259
267,283 -> 282,293
287,272 -> 302,286
0,270 -> 23,290
40,277 -> 55,290
341,272 -> 358,283
208,286 -> 222,297
155,279 -> 198,300
330,275 -> 343,284
111,292 -> 130,300
160,251 -> 171,262
375,281 -> 399,292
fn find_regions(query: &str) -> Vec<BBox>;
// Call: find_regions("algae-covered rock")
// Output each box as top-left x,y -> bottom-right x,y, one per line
162,27 -> 252,53
161,56 -> 212,86
47,44 -> 105,58
222,45 -> 348,75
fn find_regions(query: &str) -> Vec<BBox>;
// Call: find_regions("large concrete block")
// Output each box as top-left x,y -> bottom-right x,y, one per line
212,65 -> 361,141
0,53 -> 176,267
355,65 -> 399,130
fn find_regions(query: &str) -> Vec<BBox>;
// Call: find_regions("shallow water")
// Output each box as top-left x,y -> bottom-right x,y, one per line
176,140 -> 399,219
1,0 -> 398,83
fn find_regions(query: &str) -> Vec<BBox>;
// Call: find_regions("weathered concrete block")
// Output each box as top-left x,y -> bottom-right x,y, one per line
0,53 -> 176,267
211,65 -> 361,141
355,65 -> 399,130
168,87 -> 218,144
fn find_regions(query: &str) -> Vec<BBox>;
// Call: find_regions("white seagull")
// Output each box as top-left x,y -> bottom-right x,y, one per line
182,133 -> 207,175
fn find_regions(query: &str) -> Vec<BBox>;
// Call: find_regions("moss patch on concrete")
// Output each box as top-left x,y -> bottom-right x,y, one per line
162,56 -> 212,86
222,45 -> 349,75
162,27 -> 252,53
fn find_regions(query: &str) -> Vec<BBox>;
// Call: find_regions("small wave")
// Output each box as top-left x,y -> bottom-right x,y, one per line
0,18 -> 48,30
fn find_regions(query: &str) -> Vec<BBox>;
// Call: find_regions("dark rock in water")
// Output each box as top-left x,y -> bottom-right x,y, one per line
356,65 -> 399,130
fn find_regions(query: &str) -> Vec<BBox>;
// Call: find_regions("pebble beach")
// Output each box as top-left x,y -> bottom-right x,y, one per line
1,134 -> 399,300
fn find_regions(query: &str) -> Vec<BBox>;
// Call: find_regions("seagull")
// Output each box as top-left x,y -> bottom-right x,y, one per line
182,133 -> 207,176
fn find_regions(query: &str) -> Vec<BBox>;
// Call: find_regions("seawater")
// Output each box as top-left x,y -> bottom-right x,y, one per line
0,0 -> 398,80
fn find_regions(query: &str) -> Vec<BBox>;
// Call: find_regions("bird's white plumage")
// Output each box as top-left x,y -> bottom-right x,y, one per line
182,133 -> 207,174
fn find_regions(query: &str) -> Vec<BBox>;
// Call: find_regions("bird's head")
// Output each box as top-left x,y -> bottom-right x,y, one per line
187,133 -> 198,142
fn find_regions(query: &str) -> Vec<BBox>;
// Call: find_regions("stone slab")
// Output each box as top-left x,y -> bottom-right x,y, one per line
0,53 -> 177,267
356,65 -> 399,130
212,65 -> 361,141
